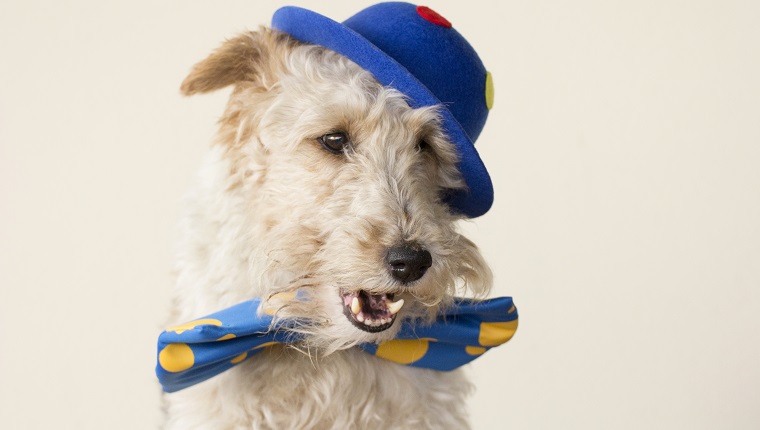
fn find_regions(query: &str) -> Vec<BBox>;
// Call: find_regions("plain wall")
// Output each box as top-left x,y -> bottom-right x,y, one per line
1,1 -> 759,428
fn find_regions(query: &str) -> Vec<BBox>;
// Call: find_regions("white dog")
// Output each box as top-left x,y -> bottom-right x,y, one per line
162,4 -> 503,429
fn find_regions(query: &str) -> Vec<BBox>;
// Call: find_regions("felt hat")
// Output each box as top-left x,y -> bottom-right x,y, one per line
272,2 -> 495,218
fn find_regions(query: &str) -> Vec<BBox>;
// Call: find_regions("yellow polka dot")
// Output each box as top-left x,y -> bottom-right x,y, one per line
485,71 -> 494,110
216,334 -> 236,341
508,305 -> 516,314
252,341 -> 279,350
375,339 -> 432,365
166,319 -> 222,334
478,320 -> 518,347
271,291 -> 297,301
465,346 -> 487,356
158,343 -> 195,373
230,352 -> 248,364
262,291 -> 298,316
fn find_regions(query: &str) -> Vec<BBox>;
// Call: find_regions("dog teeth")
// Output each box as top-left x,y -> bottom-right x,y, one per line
349,294 -> 400,327
351,297 -> 361,314
363,318 -> 383,327
355,316 -> 395,327
386,298 -> 404,315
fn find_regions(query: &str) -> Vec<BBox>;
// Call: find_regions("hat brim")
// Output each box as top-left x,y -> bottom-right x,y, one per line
272,6 -> 493,218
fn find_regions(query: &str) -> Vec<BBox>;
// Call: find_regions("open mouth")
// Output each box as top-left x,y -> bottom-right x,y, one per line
340,289 -> 405,333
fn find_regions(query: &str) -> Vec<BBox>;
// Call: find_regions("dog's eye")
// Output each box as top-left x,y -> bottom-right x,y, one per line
416,140 -> 430,153
318,132 -> 349,155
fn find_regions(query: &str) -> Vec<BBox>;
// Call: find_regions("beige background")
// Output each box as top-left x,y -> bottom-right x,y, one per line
1,1 -> 759,428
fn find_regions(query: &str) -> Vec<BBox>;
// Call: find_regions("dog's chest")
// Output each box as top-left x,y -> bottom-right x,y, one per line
167,347 -> 471,429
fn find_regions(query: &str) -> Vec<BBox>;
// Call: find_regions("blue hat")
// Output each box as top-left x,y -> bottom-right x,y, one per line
272,2 -> 494,218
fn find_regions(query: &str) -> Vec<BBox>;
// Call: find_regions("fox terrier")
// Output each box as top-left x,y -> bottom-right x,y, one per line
160,3 -> 514,429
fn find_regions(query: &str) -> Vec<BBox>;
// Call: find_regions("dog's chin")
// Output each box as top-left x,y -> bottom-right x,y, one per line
339,289 -> 405,334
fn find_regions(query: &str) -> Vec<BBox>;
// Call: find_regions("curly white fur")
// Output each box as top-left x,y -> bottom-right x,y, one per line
164,29 -> 492,429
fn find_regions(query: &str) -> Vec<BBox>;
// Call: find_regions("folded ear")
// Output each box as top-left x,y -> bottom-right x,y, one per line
180,28 -> 293,96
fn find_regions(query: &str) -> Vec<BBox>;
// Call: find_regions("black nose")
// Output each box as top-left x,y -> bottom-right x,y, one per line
386,245 -> 433,284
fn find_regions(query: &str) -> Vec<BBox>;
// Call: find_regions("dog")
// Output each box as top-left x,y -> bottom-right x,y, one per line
162,3 -> 500,429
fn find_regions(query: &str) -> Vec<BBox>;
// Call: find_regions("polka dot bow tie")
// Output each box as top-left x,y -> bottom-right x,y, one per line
156,296 -> 518,393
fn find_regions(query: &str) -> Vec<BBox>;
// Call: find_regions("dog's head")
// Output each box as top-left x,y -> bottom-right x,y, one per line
182,28 -> 491,352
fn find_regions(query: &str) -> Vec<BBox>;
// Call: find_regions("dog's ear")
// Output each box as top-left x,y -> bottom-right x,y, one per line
180,28 -> 292,96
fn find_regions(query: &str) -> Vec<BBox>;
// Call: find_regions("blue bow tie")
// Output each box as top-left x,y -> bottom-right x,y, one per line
156,296 -> 518,393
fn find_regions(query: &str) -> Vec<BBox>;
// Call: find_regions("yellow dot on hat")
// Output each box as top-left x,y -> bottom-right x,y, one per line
158,343 -> 195,373
485,71 -> 495,110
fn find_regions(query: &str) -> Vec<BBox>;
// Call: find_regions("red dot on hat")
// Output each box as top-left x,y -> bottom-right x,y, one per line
416,6 -> 452,28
